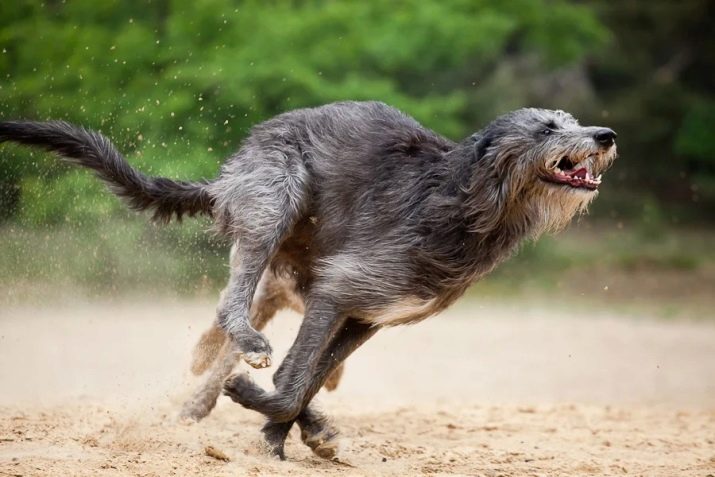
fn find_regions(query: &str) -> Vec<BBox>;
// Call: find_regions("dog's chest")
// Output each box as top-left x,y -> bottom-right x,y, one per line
361,296 -> 441,327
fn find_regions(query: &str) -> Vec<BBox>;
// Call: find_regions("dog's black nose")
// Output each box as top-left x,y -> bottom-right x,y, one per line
594,128 -> 617,148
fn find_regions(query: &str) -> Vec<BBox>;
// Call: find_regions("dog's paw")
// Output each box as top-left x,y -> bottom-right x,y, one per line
260,423 -> 290,461
232,330 -> 273,369
223,373 -> 265,408
178,399 -> 213,423
258,436 -> 287,460
301,423 -> 341,461
242,351 -> 272,368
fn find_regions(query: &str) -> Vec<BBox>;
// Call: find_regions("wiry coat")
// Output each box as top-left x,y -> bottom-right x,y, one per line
0,100 -> 617,460
209,102 -> 611,326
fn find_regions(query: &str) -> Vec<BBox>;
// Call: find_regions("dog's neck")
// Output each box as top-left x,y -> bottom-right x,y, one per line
407,138 -> 537,300
450,136 -> 536,240
422,137 -> 533,283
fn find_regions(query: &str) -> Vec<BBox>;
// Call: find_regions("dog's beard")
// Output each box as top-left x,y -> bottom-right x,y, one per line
519,147 -> 614,237
524,181 -> 596,237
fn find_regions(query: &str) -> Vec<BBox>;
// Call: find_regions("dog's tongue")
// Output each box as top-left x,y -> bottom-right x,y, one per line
567,168 -> 588,179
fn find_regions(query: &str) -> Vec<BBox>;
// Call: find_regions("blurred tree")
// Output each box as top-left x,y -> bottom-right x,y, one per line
0,0 -> 605,223
586,0 -> 715,222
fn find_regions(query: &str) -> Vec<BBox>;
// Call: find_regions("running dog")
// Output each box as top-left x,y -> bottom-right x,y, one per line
0,101 -> 617,460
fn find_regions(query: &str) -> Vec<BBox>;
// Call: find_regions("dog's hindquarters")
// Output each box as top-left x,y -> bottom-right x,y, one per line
207,136 -> 311,366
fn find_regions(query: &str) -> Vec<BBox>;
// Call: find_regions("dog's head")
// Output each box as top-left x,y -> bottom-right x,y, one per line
470,108 -> 618,236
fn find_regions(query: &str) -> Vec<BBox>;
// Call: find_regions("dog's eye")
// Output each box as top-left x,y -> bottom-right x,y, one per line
542,121 -> 558,136
542,121 -> 557,136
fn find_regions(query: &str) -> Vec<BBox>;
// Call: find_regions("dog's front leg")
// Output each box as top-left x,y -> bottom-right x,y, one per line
224,297 -> 347,420
225,318 -> 377,459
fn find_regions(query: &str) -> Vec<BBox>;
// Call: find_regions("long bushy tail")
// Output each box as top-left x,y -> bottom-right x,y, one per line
0,120 -> 214,222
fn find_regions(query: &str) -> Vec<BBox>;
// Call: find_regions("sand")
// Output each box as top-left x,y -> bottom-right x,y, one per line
0,299 -> 713,476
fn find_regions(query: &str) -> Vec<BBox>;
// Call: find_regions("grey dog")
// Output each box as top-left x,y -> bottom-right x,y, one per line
0,101 -> 617,460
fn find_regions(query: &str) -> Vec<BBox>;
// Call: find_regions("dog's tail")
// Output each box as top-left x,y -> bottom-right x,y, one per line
0,120 -> 213,222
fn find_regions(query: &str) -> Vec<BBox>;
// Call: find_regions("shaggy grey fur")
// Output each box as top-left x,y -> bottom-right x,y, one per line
180,259 -> 345,428
0,101 -> 617,460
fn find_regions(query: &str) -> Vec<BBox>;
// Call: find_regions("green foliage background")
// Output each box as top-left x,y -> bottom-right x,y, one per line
0,0 -> 712,297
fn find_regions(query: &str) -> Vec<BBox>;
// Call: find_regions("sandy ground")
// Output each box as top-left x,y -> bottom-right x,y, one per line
0,299 -> 714,476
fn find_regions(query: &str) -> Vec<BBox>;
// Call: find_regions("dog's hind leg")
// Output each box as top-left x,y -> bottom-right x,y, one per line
180,340 -> 235,422
322,362 -> 344,392
190,265 -> 306,376
225,318 -> 377,459
217,244 -> 277,369
180,270 -> 303,421
188,283 -> 235,377
213,146 -> 310,368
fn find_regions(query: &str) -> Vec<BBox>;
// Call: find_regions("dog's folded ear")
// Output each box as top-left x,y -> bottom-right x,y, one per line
471,133 -> 493,162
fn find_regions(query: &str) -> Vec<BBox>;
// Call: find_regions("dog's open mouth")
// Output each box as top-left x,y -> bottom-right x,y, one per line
542,156 -> 602,191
